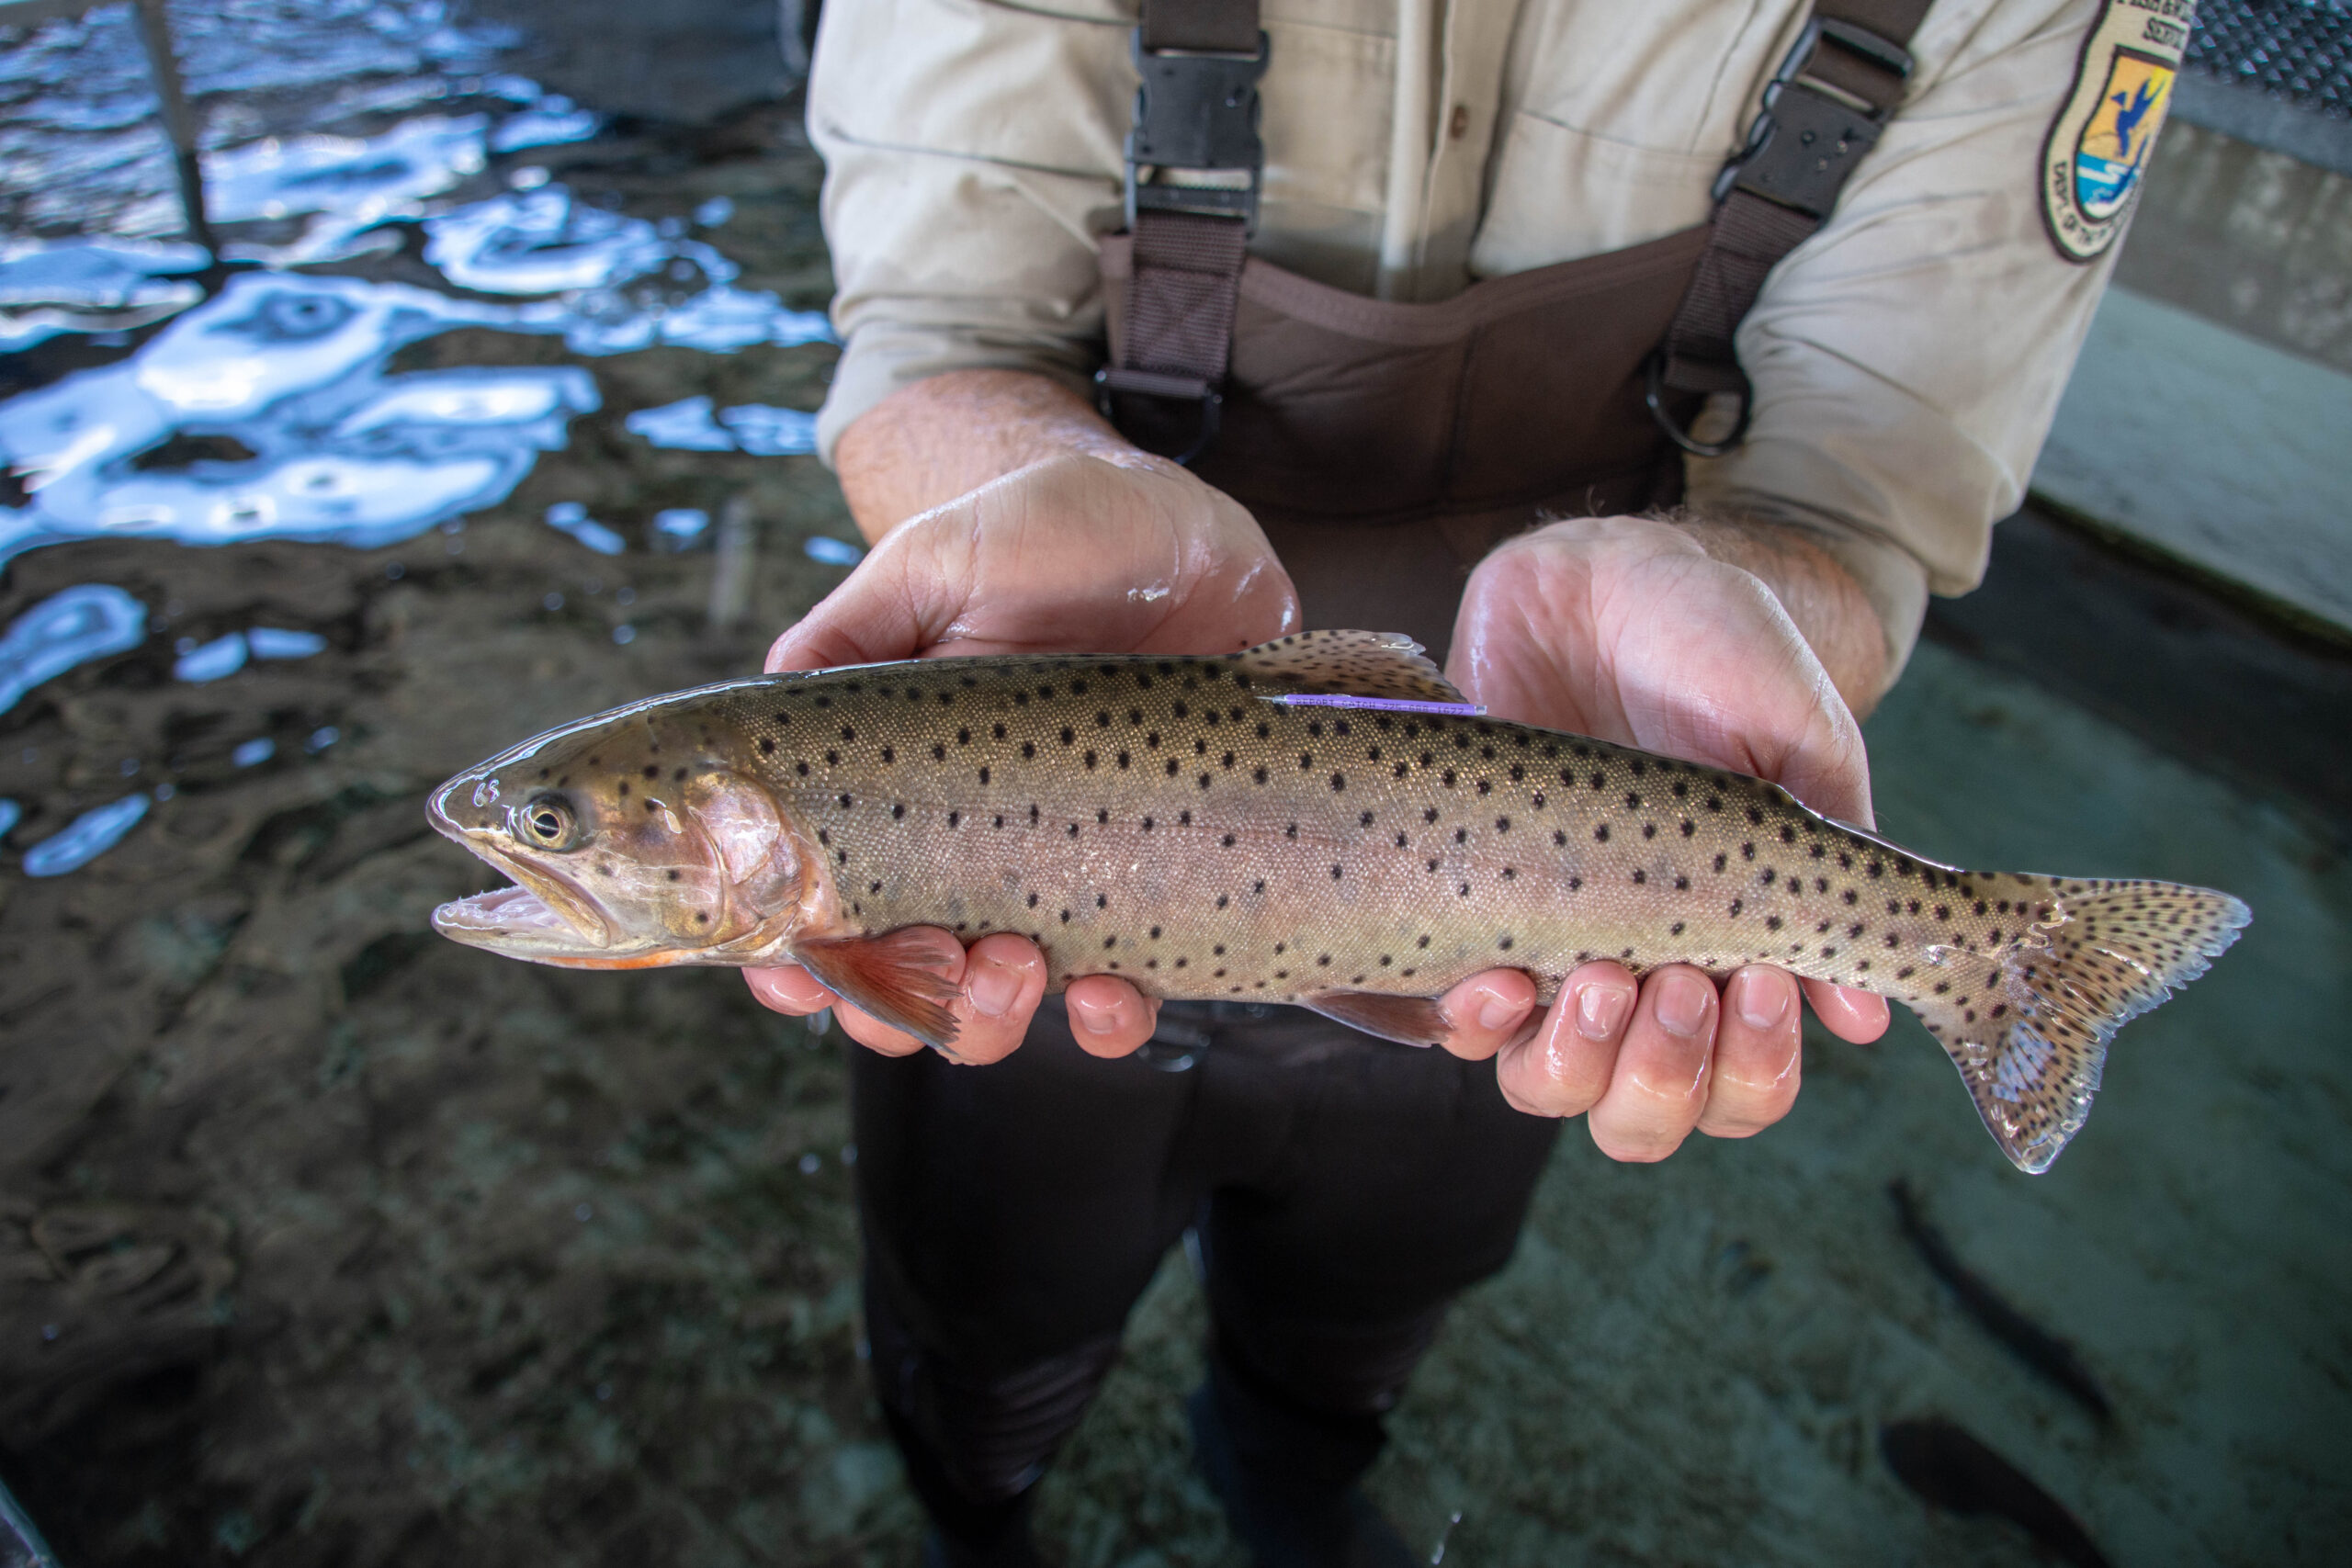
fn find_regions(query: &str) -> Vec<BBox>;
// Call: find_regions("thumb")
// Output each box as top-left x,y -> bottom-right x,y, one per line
767,513 -> 967,673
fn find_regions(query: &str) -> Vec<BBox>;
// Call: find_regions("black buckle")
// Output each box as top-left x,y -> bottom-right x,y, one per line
1095,366 -> 1224,467
1125,28 -> 1268,234
1712,17 -> 1912,217
1644,352 -> 1752,460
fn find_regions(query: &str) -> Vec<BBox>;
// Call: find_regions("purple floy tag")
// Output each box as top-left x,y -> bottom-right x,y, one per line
1266,694 -> 1487,716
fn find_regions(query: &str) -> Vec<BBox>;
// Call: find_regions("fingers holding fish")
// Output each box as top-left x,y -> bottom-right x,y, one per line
1431,968 -> 1540,1062
1693,966 -> 1804,1139
1491,963 -> 1637,1117
742,960 -> 853,1021
1065,975 -> 1161,1059
1586,964 -> 1723,1163
955,935 -> 1052,1062
747,929 -> 1046,1063
1801,976 -> 1891,1043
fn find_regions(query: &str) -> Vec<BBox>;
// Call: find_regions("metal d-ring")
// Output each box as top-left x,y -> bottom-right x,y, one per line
1644,352 -> 1752,459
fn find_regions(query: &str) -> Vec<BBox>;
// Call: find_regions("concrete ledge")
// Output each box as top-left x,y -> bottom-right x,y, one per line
2175,73 -> 2352,179
2030,285 -> 2352,638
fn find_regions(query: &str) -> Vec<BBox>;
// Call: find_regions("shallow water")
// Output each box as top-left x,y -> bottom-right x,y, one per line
1,4 -> 2346,1564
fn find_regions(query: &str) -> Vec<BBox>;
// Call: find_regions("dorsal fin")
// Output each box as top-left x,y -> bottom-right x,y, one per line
1229,631 -> 1466,703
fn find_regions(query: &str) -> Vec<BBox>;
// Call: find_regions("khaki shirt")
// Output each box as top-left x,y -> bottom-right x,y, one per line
809,0 -> 2132,667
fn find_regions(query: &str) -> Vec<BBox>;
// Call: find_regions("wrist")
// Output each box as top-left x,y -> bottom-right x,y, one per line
1643,509 -> 1892,717
835,369 -> 1170,541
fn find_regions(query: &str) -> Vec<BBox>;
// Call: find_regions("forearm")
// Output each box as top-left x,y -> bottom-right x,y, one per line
833,369 -> 1147,542
1656,510 -> 1893,719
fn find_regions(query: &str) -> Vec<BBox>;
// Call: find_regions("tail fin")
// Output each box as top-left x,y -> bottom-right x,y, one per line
1919,877 -> 2249,1173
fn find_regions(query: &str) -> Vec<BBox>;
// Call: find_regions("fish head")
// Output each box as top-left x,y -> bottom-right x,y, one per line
427,695 -> 810,967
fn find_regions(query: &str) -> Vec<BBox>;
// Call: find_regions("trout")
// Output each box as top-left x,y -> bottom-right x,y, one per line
428,631 -> 2247,1172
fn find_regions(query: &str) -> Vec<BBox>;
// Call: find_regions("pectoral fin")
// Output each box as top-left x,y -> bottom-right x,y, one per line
794,931 -> 962,1048
1300,989 -> 1450,1047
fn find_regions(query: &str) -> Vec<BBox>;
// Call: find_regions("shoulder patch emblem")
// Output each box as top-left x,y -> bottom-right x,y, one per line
2040,0 -> 2188,263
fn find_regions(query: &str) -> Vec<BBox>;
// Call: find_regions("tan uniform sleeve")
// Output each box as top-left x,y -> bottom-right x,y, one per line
1686,0 -> 2126,674
806,0 -> 1134,462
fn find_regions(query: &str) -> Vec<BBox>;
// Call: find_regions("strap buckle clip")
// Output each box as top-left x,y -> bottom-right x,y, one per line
1095,366 -> 1224,467
1124,28 -> 1269,234
1711,16 -> 1913,217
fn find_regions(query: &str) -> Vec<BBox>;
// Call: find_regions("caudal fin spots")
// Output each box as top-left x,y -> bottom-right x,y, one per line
1923,877 -> 2249,1172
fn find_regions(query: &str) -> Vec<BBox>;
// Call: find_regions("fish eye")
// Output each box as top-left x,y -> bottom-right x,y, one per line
516,795 -> 582,851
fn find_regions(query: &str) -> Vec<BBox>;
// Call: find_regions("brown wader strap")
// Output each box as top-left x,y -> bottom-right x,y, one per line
1648,0 -> 1934,457
1096,0 -> 1265,464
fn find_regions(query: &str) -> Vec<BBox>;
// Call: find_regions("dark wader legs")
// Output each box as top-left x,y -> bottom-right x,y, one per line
851,1003 -> 1560,1553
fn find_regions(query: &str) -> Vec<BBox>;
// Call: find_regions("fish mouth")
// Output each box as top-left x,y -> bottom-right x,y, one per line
427,772 -> 626,962
431,838 -> 627,962
432,882 -> 607,957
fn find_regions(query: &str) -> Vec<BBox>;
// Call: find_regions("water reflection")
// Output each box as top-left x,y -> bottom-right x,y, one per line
19,791 -> 149,876
0,0 -> 519,239
0,583 -> 147,714
2,176 -> 832,561
206,94 -> 602,265
207,113 -> 492,264
543,499 -> 624,554
650,506 -> 708,549
424,185 -> 832,354
627,393 -> 818,455
171,623 -> 327,681
0,238 -> 209,351
0,271 -> 599,560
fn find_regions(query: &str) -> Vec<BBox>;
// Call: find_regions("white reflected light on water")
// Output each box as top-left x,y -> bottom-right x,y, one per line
203,95 -> 603,266
19,792 -> 149,877
626,394 -> 818,456
0,583 -> 147,715
0,0 -> 518,239
173,624 -> 328,682
206,114 -> 491,265
0,182 -> 834,563
424,186 -> 833,355
0,240 -> 210,352
0,271 -> 600,562
543,501 -> 624,555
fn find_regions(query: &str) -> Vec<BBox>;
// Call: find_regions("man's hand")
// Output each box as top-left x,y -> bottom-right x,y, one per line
1435,514 -> 1893,1162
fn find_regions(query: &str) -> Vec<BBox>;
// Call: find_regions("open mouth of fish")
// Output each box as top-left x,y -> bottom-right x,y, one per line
431,843 -> 615,960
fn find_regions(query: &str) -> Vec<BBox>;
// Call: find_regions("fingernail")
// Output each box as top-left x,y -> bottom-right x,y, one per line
1576,982 -> 1633,1041
1070,995 -> 1121,1034
1477,992 -> 1521,1032
1734,968 -> 1790,1032
967,958 -> 1022,1019
1656,972 -> 1713,1038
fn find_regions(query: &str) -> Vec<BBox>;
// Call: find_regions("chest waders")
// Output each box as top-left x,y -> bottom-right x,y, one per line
1098,0 -> 1930,654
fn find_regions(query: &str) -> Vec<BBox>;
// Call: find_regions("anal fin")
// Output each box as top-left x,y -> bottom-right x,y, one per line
1301,989 -> 1449,1047
795,931 -> 961,1049
1234,631 -> 1466,704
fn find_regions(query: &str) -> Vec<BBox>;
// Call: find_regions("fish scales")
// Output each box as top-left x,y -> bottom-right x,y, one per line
748,657 -> 1890,998
430,631 -> 2249,1173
